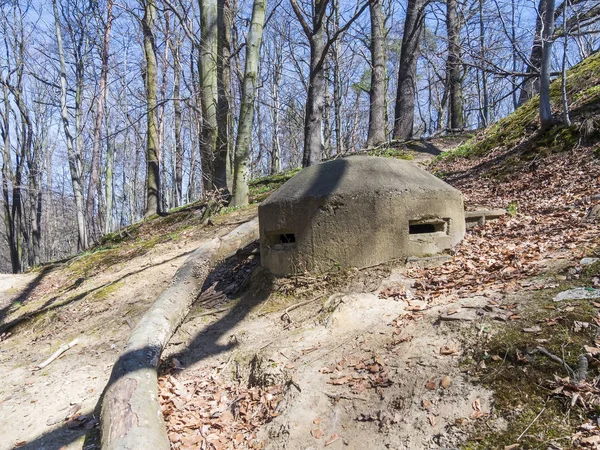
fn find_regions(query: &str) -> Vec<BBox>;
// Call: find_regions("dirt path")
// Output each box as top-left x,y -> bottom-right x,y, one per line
0,273 -> 37,313
0,209 -> 257,450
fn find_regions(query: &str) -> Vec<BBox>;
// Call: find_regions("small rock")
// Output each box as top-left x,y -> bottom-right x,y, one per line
425,379 -> 437,390
554,287 -> 600,302
581,258 -> 600,266
440,376 -> 452,389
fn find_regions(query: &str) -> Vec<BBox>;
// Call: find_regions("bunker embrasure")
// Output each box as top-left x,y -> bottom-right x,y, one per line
258,156 -> 465,276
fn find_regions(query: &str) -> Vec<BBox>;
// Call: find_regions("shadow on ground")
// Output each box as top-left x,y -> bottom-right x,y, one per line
13,163 -> 347,450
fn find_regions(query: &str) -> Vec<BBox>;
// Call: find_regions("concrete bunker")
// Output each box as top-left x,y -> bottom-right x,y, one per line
259,156 -> 465,276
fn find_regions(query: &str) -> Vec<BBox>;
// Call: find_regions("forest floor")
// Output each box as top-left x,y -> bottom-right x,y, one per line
0,135 -> 599,450
157,141 -> 600,450
0,206 -> 258,450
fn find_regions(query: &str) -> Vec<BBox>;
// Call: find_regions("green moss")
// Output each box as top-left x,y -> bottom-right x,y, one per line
88,280 -> 125,302
248,168 -> 301,202
437,51 -> 600,164
464,264 -> 600,448
367,147 -> 414,160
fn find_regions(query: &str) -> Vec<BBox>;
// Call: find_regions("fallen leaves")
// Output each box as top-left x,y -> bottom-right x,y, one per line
440,345 -> 459,356
159,368 -> 283,450
410,146 -> 600,302
323,354 -> 393,393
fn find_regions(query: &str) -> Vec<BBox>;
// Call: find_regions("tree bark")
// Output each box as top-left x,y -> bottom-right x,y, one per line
100,218 -> 259,450
216,0 -> 233,197
302,0 -> 327,167
540,0 -> 556,128
519,0 -> 547,105
199,0 -> 219,193
141,0 -> 161,217
367,0 -> 387,147
232,0 -> 267,206
478,0 -> 489,126
446,0 -> 464,130
171,40 -> 184,207
270,38 -> 282,174
393,0 -> 427,140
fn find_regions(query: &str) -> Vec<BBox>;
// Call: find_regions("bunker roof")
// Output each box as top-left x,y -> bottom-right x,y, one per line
263,155 -> 458,204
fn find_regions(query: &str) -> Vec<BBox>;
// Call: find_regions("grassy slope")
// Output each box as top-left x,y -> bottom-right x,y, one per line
446,50 -> 600,161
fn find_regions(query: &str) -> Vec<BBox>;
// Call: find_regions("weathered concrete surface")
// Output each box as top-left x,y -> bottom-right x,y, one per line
465,208 -> 507,228
259,156 -> 465,276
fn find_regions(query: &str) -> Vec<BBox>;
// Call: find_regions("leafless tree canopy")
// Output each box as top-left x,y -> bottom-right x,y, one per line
0,0 -> 598,272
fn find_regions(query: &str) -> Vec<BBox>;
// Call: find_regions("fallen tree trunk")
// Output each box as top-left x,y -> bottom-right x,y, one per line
100,217 -> 259,450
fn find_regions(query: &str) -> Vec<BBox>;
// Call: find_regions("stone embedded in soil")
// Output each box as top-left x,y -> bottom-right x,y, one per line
553,287 -> 600,302
581,258 -> 600,266
440,376 -> 452,389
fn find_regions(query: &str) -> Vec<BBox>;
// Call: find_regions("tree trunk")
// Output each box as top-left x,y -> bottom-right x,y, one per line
303,2 -> 327,167
104,119 -> 114,234
561,0 -> 571,126
446,0 -> 463,130
199,0 -> 219,193
478,0 -> 489,126
1,84 -> 22,273
519,0 -> 547,105
540,0 -> 556,129
142,0 -> 161,217
172,41 -> 184,207
393,0 -> 427,140
332,1 -> 344,155
367,0 -> 386,147
87,0 -> 113,235
100,218 -> 259,450
52,0 -> 88,250
216,0 -> 233,197
232,0 -> 266,206
270,40 -> 282,174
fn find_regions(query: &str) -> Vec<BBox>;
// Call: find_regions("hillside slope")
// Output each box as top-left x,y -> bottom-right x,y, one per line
443,50 -> 600,165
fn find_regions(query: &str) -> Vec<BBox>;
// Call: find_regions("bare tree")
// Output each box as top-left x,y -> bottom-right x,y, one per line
88,0 -> 114,233
52,0 -> 89,250
393,0 -> 428,140
446,0 -> 464,130
290,0 -> 370,167
540,0 -> 556,128
141,0 -> 161,217
366,0 -> 386,147
232,0 -> 267,206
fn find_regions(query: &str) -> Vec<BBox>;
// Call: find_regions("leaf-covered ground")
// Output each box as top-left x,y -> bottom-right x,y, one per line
158,132 -> 600,449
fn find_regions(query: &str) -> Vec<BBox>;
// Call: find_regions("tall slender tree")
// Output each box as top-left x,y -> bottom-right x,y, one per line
52,0 -> 89,250
141,0 -> 161,217
393,0 -> 428,140
539,0 -> 556,128
367,0 -> 387,147
290,0 -> 369,167
232,0 -> 267,206
446,0 -> 464,130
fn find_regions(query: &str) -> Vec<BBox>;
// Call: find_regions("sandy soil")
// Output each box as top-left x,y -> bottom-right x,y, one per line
0,211 -> 255,450
161,263 -> 506,450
